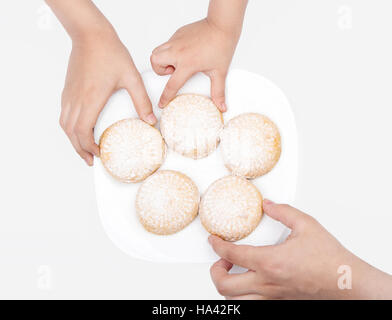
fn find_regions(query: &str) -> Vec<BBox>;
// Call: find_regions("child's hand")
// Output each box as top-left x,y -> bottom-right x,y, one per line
209,200 -> 392,300
151,18 -> 238,111
60,31 -> 155,166
151,0 -> 248,111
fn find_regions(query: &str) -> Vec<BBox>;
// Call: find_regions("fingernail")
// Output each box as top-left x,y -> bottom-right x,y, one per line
94,148 -> 100,158
263,199 -> 274,206
158,100 -> 165,108
145,113 -> 157,125
221,102 -> 227,112
85,158 -> 93,166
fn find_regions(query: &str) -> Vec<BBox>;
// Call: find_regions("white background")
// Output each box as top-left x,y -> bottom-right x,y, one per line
0,0 -> 391,299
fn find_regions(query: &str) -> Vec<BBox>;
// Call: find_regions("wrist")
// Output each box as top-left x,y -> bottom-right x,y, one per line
205,15 -> 242,39
324,253 -> 392,299
71,25 -> 120,52
46,0 -> 117,45
70,20 -> 117,46
206,0 -> 247,39
352,259 -> 392,299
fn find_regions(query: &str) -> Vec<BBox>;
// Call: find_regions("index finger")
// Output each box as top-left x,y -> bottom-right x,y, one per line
159,70 -> 193,108
124,72 -> 156,125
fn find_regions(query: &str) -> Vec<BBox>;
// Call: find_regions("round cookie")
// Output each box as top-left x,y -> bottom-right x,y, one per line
99,118 -> 165,183
200,175 -> 263,241
136,170 -> 199,235
160,94 -> 223,159
220,113 -> 281,179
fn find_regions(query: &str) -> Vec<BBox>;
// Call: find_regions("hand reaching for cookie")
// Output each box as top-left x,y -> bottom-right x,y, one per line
47,0 -> 155,166
150,0 -> 248,111
62,34 -> 155,166
209,200 -> 392,300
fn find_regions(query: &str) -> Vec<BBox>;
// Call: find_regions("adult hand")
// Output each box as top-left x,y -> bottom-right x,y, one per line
209,200 -> 392,299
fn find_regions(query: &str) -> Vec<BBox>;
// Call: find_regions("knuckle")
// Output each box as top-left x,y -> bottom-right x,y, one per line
76,149 -> 85,158
77,151 -> 89,161
212,92 -> 225,101
63,123 -> 73,136
301,214 -> 318,229
151,47 -> 159,55
209,266 -> 220,281
59,116 -> 66,130
215,281 -> 230,296
150,52 -> 159,66
209,265 -> 215,278
82,140 -> 94,151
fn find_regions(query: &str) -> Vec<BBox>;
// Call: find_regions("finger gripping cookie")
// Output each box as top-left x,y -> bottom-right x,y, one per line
220,113 -> 281,179
160,94 -> 223,159
136,170 -> 199,235
99,118 -> 165,183
200,175 -> 263,241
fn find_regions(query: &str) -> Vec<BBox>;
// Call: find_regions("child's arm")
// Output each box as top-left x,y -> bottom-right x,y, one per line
46,0 -> 155,166
150,0 -> 248,111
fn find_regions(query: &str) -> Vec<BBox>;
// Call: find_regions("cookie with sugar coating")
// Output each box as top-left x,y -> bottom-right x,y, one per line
220,113 -> 281,179
136,170 -> 199,235
160,94 -> 223,159
200,175 -> 263,241
99,118 -> 166,183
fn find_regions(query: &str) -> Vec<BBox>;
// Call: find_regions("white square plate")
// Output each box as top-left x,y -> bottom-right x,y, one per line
94,69 -> 297,263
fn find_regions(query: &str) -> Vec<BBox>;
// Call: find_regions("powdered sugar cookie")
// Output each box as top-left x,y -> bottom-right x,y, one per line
99,118 -> 165,183
220,113 -> 281,179
136,170 -> 199,235
200,175 -> 263,241
160,94 -> 223,159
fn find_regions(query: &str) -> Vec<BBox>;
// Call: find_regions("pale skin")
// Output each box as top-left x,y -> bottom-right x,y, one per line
209,200 -> 392,300
47,0 -> 248,165
151,0 -> 248,110
47,0 -> 392,300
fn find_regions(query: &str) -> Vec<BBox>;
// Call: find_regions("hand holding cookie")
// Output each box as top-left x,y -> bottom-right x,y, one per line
48,0 -> 156,166
209,200 -> 392,300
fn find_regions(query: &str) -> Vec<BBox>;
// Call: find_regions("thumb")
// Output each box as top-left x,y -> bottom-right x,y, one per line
209,72 -> 227,112
124,72 -> 156,126
208,235 -> 260,269
262,199 -> 309,231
